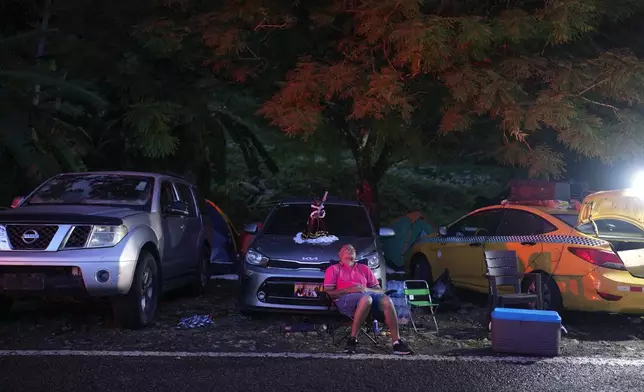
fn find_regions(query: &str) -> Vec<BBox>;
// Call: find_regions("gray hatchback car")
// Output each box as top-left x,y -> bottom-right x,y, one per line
238,198 -> 395,313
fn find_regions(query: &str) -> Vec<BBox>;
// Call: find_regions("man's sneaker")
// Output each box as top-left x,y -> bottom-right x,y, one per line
393,340 -> 413,355
345,336 -> 358,354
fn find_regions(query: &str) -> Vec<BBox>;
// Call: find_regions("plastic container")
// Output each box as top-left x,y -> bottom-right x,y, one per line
386,280 -> 411,321
491,308 -> 561,357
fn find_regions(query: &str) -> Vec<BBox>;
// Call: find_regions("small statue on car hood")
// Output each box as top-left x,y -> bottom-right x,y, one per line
294,191 -> 338,244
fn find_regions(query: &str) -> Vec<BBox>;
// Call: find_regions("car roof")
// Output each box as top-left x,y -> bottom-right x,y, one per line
55,171 -> 194,185
279,197 -> 363,207
476,204 -> 578,215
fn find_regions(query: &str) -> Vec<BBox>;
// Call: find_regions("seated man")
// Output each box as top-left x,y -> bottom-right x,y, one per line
324,244 -> 413,355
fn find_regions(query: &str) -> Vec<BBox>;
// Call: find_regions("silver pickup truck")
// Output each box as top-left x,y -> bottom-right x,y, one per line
0,171 -> 212,329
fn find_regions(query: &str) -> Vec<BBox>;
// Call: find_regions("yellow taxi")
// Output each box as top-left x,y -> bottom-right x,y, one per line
404,190 -> 644,314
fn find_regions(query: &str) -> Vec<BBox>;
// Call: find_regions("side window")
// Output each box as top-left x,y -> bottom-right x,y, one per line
174,183 -> 197,217
496,209 -> 557,236
159,181 -> 176,208
446,210 -> 503,237
578,219 -> 644,239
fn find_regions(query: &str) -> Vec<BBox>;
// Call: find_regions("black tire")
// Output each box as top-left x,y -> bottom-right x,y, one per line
112,251 -> 160,329
191,247 -> 211,296
522,272 -> 563,311
0,296 -> 13,319
410,253 -> 433,284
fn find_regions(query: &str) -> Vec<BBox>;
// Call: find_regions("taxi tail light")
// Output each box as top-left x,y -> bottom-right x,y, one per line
568,247 -> 626,271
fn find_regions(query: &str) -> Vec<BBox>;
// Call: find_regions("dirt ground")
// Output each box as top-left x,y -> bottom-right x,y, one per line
1,277 -> 644,358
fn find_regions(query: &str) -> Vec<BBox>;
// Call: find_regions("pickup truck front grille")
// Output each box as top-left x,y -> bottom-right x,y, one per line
6,225 -> 58,250
63,226 -> 92,248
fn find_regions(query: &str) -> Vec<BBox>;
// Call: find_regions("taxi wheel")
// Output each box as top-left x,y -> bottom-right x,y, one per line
522,273 -> 562,311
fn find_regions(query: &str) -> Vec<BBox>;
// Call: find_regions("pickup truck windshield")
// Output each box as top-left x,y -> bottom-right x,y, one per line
263,204 -> 373,238
24,174 -> 155,207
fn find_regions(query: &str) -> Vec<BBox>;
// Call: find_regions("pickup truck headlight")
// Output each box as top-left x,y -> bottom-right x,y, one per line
87,225 -> 128,248
245,249 -> 268,266
362,252 -> 380,269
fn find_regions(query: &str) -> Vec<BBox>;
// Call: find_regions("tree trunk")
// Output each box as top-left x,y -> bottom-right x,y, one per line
357,169 -> 381,228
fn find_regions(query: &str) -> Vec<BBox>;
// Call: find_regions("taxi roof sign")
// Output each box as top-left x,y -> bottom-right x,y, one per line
508,180 -> 572,202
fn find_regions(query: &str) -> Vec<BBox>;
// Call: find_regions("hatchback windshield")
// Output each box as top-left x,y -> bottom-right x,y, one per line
24,174 -> 154,208
262,204 -> 373,238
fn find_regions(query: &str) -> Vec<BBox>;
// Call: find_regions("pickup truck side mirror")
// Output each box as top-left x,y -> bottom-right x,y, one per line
164,200 -> 190,216
243,223 -> 259,235
11,196 -> 24,208
439,226 -> 448,236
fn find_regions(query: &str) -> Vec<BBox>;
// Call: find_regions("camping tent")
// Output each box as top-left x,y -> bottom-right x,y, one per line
205,200 -> 239,270
382,212 -> 435,269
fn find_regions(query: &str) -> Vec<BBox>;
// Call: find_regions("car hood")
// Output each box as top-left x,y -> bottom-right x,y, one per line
253,235 -> 377,261
577,189 -> 644,228
0,205 -> 143,225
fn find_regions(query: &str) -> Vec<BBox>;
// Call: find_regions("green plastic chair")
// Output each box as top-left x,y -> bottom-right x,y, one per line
403,280 -> 439,333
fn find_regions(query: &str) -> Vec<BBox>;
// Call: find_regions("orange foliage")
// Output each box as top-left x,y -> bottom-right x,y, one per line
176,0 -> 526,138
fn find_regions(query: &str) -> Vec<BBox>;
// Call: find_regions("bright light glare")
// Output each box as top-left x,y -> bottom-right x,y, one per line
631,171 -> 644,192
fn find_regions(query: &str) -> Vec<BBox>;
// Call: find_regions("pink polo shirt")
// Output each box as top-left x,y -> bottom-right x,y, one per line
323,263 -> 379,290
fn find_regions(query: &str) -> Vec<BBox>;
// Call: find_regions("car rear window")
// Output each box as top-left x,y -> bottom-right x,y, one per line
577,219 -> 644,239
262,204 -> 373,238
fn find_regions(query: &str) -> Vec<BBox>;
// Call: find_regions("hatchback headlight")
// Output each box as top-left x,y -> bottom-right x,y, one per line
362,252 -> 380,269
245,249 -> 269,266
87,225 -> 128,248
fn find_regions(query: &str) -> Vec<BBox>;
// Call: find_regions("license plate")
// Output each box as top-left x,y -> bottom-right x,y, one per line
1,274 -> 45,290
294,282 -> 322,298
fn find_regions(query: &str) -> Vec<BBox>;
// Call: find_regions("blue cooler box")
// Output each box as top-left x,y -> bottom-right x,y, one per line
491,308 -> 561,357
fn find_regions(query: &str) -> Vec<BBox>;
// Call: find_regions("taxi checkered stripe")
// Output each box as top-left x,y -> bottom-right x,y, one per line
415,235 -> 608,247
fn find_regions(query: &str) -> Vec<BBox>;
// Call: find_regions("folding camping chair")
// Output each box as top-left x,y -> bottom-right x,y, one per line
484,250 -> 544,326
323,292 -> 380,346
403,280 -> 439,333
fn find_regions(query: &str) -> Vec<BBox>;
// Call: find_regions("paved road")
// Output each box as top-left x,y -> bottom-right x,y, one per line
0,351 -> 642,392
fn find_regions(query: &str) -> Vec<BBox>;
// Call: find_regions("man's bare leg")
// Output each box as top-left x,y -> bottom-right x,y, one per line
351,295 -> 373,337
380,296 -> 400,342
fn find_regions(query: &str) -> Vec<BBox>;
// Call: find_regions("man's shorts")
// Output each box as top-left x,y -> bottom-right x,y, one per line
335,292 -> 386,320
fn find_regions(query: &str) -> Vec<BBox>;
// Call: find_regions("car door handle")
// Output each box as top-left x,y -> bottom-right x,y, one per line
521,241 -> 536,246
180,224 -> 186,231
469,242 -> 482,247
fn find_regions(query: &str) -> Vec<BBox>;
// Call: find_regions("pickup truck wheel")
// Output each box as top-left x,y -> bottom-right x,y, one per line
112,251 -> 160,329
0,296 -> 13,319
191,247 -> 211,296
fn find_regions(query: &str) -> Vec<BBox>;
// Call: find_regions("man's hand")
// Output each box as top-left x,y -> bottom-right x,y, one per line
346,285 -> 368,293
363,285 -> 383,294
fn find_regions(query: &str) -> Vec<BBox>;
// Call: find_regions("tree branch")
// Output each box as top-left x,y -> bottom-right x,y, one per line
578,96 -> 621,118
254,17 -> 295,31
578,78 -> 610,96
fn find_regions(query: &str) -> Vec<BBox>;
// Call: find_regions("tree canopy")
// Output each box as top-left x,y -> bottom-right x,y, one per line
175,0 -> 644,182
3,0 -> 644,221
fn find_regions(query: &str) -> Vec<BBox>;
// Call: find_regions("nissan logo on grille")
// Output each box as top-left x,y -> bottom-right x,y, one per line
21,229 -> 40,244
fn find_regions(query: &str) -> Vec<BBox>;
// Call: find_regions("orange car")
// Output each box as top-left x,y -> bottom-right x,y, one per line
404,194 -> 644,314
